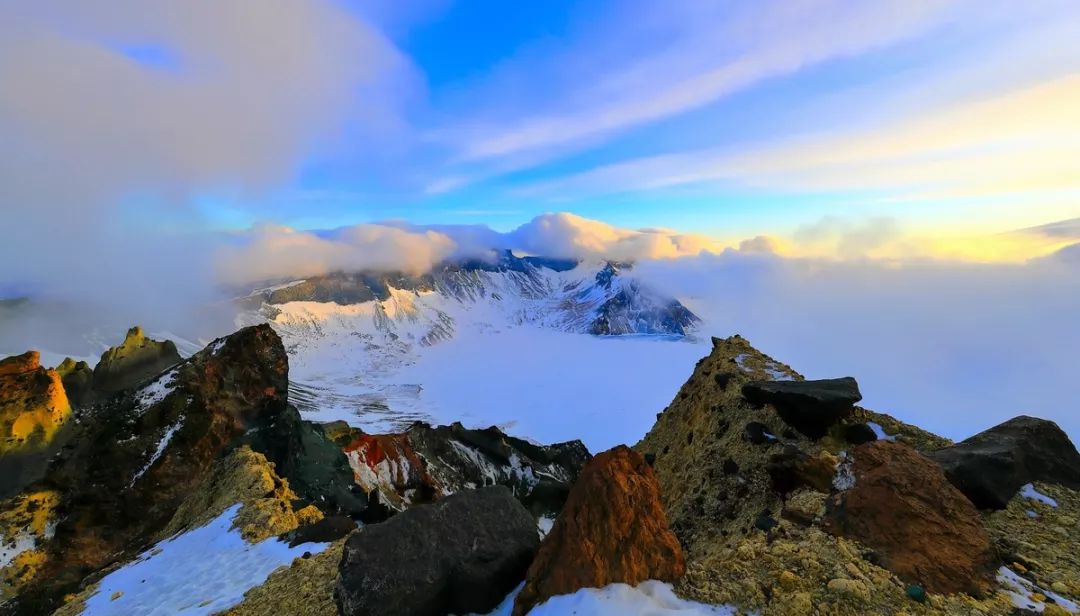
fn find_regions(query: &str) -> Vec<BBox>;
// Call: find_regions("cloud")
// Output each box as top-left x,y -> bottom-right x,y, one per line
216,224 -> 458,285
518,72 -> 1080,207
631,249 -> 1080,442
505,213 -> 722,261
447,0 -> 963,163
0,0 -> 408,306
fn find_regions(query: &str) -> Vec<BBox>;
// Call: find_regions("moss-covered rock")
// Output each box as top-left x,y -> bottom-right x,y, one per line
91,326 -> 181,393
0,351 -> 71,456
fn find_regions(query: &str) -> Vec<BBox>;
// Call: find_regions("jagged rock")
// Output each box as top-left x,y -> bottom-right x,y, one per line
825,441 -> 995,595
742,377 -> 862,439
91,326 -> 181,393
335,486 -> 538,616
337,421 -> 589,520
841,422 -> 878,445
512,446 -> 685,616
0,351 -> 71,456
54,358 -> 92,408
240,406 -> 370,519
0,324 -> 289,613
928,416 -> 1080,510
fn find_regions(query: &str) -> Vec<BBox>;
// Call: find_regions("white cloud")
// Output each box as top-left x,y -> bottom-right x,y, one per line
505,213 -> 721,261
216,224 -> 457,285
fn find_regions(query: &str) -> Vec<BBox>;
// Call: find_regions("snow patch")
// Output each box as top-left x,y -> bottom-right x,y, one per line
133,369 -> 178,414
478,580 -> 738,615
867,422 -> 897,441
80,505 -> 326,616
0,531 -> 37,570
537,515 -> 555,539
1020,483 -> 1058,507
129,420 -> 183,486
998,565 -> 1078,613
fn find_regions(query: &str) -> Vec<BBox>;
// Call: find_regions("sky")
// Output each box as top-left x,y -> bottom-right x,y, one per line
2,0 -> 1079,261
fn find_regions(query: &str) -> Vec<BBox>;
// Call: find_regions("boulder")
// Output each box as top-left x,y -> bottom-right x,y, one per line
767,446 -> 838,494
0,351 -> 71,456
928,415 -> 1080,510
512,446 -> 685,616
91,326 -> 181,392
742,377 -> 862,438
335,486 -> 538,616
825,441 -> 995,595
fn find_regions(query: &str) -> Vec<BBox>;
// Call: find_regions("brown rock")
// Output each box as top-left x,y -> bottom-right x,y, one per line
512,445 -> 684,615
0,351 -> 71,456
824,441 -> 995,595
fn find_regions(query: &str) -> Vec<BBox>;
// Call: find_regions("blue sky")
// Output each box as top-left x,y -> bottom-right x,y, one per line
3,0 -> 1080,249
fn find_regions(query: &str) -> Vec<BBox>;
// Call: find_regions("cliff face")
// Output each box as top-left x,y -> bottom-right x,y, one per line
91,326 -> 181,393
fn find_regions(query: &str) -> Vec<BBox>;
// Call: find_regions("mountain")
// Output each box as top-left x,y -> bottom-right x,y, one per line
236,251 -> 699,431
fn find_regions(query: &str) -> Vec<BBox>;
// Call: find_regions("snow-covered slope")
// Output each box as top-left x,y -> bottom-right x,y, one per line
236,253 -> 702,440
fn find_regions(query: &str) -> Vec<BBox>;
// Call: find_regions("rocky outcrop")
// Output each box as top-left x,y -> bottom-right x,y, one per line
0,324 -> 290,614
0,351 -> 71,456
742,377 -> 862,439
824,441 -> 995,595
928,415 -> 1080,510
335,486 -> 538,616
634,335 -> 1007,615
512,446 -> 685,616
91,326 -> 181,393
335,421 -> 589,520
160,445 -> 323,544
54,358 -> 92,408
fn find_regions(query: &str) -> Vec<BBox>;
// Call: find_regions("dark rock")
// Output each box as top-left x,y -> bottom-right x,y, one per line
335,486 -> 538,616
722,458 -> 739,475
339,421 -> 590,519
743,422 -> 774,445
284,515 -> 357,547
843,423 -> 879,445
928,416 -> 1080,510
741,377 -> 862,439
713,372 -> 735,389
754,511 -> 778,532
55,357 -> 93,408
644,452 -> 656,466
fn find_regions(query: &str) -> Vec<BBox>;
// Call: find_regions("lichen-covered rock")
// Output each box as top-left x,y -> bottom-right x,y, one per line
512,445 -> 685,616
0,351 -> 71,456
335,486 -> 538,616
91,326 -> 181,393
54,358 -> 92,408
222,538 -> 347,616
825,441 -> 995,595
0,490 -> 59,601
0,325 -> 290,614
160,446 -> 322,544
929,416 -> 1080,510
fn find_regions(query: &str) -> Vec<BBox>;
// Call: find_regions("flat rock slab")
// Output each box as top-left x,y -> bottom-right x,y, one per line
741,377 -> 862,438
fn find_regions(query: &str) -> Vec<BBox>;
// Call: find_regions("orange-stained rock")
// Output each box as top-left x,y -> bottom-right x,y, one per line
341,433 -> 441,512
824,440 -> 995,596
512,445 -> 685,615
0,351 -> 71,455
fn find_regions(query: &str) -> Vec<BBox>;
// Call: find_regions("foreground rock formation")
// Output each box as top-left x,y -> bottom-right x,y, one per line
513,445 -> 685,615
335,486 -> 538,616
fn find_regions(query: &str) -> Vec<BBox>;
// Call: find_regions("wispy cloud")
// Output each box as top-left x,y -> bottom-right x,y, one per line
517,73 -> 1080,206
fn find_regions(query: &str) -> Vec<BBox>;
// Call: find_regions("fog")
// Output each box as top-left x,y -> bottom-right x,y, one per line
632,249 -> 1080,442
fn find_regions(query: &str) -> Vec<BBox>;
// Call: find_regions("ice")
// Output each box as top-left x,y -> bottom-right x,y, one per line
476,581 -> 738,615
80,505 -> 326,616
1020,483 -> 1058,508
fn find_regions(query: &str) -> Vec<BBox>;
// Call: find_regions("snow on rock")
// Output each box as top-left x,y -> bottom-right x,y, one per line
477,581 -> 737,616
867,422 -> 897,441
0,531 -> 37,570
997,565 -> 1079,613
536,516 -> 555,539
1020,483 -> 1059,508
132,369 -> 178,414
79,505 -> 326,616
129,419 -> 184,487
